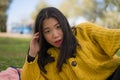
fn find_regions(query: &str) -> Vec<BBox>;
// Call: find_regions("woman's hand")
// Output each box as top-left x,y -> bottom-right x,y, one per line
29,32 -> 40,57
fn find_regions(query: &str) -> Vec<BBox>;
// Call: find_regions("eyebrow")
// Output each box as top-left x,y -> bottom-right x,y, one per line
54,23 -> 59,26
43,23 -> 59,30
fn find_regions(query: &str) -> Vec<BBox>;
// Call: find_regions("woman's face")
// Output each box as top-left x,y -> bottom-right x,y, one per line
43,17 -> 63,48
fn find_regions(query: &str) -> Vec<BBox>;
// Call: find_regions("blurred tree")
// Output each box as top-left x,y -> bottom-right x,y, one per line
0,0 -> 12,32
80,0 -> 97,22
59,0 -> 120,28
31,0 -> 120,28
59,0 -> 81,18
103,0 -> 120,28
59,0 -> 97,23
31,0 -> 48,21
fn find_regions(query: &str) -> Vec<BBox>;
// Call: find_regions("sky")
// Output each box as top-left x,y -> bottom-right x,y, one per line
6,0 -> 63,32
7,0 -> 39,25
7,0 -> 62,24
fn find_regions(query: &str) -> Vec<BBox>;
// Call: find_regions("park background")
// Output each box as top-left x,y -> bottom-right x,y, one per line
0,0 -> 120,71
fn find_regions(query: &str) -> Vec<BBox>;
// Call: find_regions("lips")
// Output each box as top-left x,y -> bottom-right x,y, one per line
55,39 -> 62,47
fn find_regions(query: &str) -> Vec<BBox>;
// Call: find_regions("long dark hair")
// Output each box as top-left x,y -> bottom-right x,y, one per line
34,7 -> 78,73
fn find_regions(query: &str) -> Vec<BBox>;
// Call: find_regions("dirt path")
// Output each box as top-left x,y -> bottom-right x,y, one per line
0,32 -> 32,38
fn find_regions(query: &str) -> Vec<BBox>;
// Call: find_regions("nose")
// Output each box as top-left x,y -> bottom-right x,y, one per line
52,30 -> 59,39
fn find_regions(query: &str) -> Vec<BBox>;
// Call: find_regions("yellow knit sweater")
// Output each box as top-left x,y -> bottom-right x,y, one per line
21,22 -> 120,80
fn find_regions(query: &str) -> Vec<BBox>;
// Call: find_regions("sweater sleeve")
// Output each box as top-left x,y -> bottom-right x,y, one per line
21,55 -> 45,80
77,22 -> 120,57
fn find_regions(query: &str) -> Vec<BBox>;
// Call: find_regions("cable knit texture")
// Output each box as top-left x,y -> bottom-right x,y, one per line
21,22 -> 120,80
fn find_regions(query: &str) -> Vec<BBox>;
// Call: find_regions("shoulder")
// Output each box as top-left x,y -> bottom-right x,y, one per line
74,22 -> 106,40
75,22 -> 95,34
76,22 -> 99,29
75,22 -> 107,33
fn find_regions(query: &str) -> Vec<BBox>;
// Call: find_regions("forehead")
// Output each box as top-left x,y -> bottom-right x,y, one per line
43,18 -> 58,27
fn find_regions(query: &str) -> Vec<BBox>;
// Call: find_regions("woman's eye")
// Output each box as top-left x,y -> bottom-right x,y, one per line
56,25 -> 61,29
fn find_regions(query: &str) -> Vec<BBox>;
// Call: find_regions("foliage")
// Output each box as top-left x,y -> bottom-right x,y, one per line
0,0 -> 12,32
59,0 -> 120,29
31,0 -> 48,20
31,0 -> 120,29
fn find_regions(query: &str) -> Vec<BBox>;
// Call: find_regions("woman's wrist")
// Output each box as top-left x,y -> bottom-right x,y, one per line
27,54 -> 35,63
29,53 -> 36,57
28,50 -> 36,57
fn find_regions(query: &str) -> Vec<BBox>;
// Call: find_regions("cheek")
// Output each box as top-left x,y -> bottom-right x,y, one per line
44,35 -> 52,42
60,30 -> 63,37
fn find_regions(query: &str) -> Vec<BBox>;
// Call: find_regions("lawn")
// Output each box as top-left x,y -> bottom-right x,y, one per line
0,37 -> 30,71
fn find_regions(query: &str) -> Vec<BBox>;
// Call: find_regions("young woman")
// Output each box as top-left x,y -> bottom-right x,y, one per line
21,7 -> 120,80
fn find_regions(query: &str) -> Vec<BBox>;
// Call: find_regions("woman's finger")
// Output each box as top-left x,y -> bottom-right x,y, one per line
34,32 -> 39,36
33,32 -> 40,39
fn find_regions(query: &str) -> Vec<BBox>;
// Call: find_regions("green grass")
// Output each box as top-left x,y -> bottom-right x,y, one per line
116,50 -> 120,56
0,37 -> 30,71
